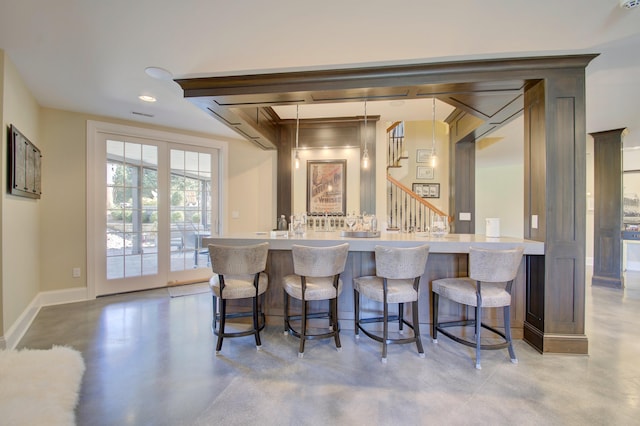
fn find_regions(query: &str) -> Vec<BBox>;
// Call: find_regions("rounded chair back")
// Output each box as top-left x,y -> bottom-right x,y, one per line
468,246 -> 524,283
291,243 -> 349,277
374,245 -> 430,279
208,242 -> 269,276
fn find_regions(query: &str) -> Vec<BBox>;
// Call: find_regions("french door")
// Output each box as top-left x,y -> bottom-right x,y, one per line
88,122 -> 222,296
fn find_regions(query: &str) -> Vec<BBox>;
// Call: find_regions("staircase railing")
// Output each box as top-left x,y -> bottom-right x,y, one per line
385,121 -> 452,232
386,175 -> 451,232
387,121 -> 406,170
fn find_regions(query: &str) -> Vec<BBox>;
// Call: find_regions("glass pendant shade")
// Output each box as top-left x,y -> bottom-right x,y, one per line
362,100 -> 369,169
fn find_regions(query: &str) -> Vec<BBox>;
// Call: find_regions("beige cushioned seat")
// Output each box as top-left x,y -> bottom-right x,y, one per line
283,243 -> 349,357
353,244 -> 430,362
210,273 -> 268,299
208,242 -> 269,354
353,276 -> 417,304
431,246 -> 524,369
431,277 -> 510,308
283,275 -> 342,301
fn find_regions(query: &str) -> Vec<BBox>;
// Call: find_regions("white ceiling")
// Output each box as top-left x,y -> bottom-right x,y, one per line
1,1 -> 639,150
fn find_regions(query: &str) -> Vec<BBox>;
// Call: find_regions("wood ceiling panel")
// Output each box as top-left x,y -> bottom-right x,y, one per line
176,55 -> 596,149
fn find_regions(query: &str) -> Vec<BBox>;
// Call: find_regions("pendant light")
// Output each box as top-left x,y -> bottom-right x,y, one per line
430,97 -> 438,168
362,100 -> 370,169
294,104 -> 300,169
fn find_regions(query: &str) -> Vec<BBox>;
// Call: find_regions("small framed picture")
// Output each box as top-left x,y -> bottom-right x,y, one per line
412,183 -> 440,198
416,165 -> 434,180
416,149 -> 431,163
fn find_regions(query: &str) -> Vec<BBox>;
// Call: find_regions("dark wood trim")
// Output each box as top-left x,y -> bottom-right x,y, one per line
176,55 -> 596,149
176,55 -> 596,97
451,141 -> 475,234
276,116 -> 377,220
591,128 -> 626,288
178,54 -> 598,354
522,69 -> 589,354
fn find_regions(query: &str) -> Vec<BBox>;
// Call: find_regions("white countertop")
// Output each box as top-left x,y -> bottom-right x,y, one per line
204,231 -> 544,255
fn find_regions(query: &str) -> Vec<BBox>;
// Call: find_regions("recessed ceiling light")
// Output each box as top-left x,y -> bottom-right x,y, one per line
145,66 -> 174,81
139,95 -> 157,103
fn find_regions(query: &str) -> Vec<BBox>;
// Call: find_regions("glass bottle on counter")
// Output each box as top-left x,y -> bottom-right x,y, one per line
277,215 -> 288,231
307,212 -> 314,230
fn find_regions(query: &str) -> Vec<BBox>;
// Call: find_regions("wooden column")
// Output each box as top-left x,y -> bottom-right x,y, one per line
523,73 -> 588,354
591,128 -> 626,288
451,140 -> 475,234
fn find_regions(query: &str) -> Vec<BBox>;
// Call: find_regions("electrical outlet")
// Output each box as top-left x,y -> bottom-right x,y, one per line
72,267 -> 81,278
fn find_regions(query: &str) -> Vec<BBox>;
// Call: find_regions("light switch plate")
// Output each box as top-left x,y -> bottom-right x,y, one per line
532,215 -> 538,229
459,212 -> 471,221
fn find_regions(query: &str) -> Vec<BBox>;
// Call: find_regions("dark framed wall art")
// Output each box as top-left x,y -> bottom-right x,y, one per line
412,182 -> 440,198
8,124 -> 42,199
307,159 -> 346,214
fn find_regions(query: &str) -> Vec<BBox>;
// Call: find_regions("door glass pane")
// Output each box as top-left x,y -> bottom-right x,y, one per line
106,140 -> 158,279
170,148 -> 212,271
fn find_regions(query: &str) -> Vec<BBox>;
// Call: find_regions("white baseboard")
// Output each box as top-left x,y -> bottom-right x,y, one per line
37,287 -> 88,307
4,287 -> 89,350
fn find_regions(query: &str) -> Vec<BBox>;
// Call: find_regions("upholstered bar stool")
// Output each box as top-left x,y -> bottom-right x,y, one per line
208,242 -> 269,355
431,246 -> 524,369
353,245 -> 430,363
283,243 -> 349,358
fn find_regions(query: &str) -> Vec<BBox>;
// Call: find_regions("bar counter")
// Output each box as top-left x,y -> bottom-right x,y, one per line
203,232 -> 544,337
204,231 -> 544,254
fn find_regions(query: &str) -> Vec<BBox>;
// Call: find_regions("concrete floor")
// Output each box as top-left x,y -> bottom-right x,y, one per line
17,272 -> 640,426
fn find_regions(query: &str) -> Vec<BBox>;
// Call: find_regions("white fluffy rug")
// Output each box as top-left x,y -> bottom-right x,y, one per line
0,346 -> 85,426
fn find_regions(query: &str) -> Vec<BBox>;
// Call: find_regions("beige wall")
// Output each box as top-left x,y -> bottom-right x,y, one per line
475,165 -> 524,237
0,49 -> 276,339
2,51 -> 42,336
474,117 -> 525,238
226,136 -> 277,233
385,120 -> 450,217
39,110 -> 276,294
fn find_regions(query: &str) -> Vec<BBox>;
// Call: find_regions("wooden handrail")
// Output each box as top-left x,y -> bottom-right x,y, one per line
386,174 -> 452,222
386,121 -> 403,133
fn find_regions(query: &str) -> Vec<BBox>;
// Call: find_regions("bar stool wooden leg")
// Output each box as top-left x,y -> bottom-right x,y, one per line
504,305 -> 517,363
354,289 -> 360,339
253,295 -> 261,349
413,300 -> 425,357
431,292 -> 439,343
382,294 -> 389,363
298,300 -> 307,357
475,305 -> 482,369
216,299 -> 227,355
332,298 -> 341,351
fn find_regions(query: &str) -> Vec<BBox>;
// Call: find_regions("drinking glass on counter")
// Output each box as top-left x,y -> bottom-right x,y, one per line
362,213 -> 372,231
430,214 -> 449,237
345,212 -> 357,231
292,214 -> 306,236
